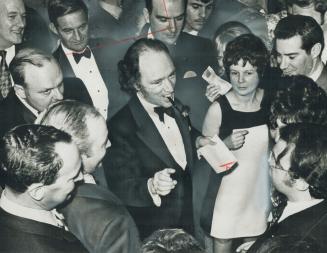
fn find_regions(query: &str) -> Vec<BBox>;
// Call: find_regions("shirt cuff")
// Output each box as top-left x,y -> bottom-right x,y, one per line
147,178 -> 161,207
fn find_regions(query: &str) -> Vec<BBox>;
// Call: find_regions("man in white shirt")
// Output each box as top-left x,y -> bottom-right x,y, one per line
0,124 -> 88,252
104,38 -> 198,239
49,0 -> 127,119
274,15 -> 327,93
0,0 -> 26,100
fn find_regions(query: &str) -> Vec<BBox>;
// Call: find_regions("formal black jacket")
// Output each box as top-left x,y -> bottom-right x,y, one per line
59,183 -> 140,253
0,208 -> 88,253
0,77 -> 92,137
249,200 -> 327,252
53,39 -> 130,119
103,95 -> 197,239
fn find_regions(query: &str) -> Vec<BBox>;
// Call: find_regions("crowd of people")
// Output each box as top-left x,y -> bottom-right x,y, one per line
0,0 -> 326,252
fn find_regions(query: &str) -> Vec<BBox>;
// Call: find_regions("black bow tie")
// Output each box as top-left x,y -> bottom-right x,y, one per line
154,106 -> 175,122
72,47 -> 91,63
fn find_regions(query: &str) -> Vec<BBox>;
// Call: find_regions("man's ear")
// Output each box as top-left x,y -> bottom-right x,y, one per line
310,42 -> 322,59
49,23 -> 59,36
143,7 -> 150,23
28,184 -> 45,201
294,178 -> 309,192
134,82 -> 141,91
14,84 -> 26,99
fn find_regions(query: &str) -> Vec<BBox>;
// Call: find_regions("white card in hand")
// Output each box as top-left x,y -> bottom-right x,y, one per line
202,66 -> 232,95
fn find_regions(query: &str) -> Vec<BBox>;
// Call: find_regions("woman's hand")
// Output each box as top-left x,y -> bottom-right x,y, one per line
223,130 -> 249,150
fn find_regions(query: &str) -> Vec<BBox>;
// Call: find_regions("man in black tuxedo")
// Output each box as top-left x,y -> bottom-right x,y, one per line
0,47 -> 92,138
0,0 -> 26,101
104,39 -> 197,239
0,124 -> 87,253
48,0 -> 129,119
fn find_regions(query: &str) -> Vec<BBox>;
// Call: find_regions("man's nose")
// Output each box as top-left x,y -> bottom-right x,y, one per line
163,78 -> 174,92
199,7 -> 206,18
16,14 -> 26,29
168,19 -> 177,33
53,87 -> 64,101
73,30 -> 82,41
279,56 -> 288,70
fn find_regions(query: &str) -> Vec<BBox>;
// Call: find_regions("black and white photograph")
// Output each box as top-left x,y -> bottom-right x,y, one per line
0,0 -> 326,252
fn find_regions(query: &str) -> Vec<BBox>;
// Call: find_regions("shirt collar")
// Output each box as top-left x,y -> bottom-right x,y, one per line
0,190 -> 59,227
137,92 -> 158,116
184,29 -> 199,36
5,45 -> 15,64
99,0 -> 122,20
61,43 -> 90,55
83,173 -> 96,184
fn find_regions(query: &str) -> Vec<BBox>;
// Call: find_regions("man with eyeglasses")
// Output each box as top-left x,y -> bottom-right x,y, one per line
240,123 -> 327,252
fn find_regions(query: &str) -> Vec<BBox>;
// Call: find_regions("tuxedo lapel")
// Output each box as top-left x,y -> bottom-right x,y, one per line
174,110 -> 193,168
128,96 -> 177,168
53,45 -> 75,78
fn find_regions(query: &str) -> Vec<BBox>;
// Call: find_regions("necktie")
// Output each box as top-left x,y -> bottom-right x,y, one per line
72,47 -> 91,63
0,50 -> 12,100
269,190 -> 287,228
154,106 -> 175,123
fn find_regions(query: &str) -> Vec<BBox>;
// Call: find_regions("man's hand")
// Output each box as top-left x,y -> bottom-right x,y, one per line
224,130 -> 248,150
236,241 -> 255,253
151,169 -> 177,196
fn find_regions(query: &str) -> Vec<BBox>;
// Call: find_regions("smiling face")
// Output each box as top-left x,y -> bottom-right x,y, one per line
137,50 -> 176,107
0,0 -> 26,49
185,0 -> 214,32
229,59 -> 260,96
276,35 -> 315,76
53,10 -> 89,52
146,0 -> 185,45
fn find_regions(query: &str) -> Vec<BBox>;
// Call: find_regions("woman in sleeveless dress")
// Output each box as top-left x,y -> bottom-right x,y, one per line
202,34 -> 271,253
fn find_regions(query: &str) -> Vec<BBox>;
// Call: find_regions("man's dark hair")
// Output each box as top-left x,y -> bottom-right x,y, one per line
274,15 -> 324,55
269,75 -> 327,129
286,0 -> 327,24
118,38 -> 170,94
144,0 -> 187,14
279,123 -> 327,199
142,228 -> 204,253
223,33 -> 269,79
9,47 -> 56,87
0,124 -> 72,193
48,0 -> 88,25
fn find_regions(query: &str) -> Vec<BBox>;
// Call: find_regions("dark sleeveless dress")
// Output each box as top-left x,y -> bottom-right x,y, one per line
201,94 -> 271,238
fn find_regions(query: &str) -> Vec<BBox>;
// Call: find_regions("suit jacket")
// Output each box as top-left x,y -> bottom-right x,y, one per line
316,64 -> 327,93
0,77 -> 92,137
103,95 -> 196,239
53,39 -> 130,119
59,183 -> 140,253
249,200 -> 327,252
0,208 -> 87,253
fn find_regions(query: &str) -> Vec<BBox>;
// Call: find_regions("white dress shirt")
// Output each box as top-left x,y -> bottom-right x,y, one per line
0,190 -> 65,229
62,44 -> 109,119
137,93 -> 187,169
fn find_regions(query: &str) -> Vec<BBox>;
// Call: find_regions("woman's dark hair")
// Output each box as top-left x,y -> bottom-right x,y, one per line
223,33 -> 269,80
118,38 -> 170,94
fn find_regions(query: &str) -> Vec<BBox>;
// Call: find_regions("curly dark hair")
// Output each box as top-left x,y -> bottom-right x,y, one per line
279,123 -> 327,199
269,75 -> 327,129
223,33 -> 269,80
118,38 -> 170,95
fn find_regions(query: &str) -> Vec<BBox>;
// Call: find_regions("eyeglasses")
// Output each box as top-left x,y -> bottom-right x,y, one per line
268,151 -> 290,173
